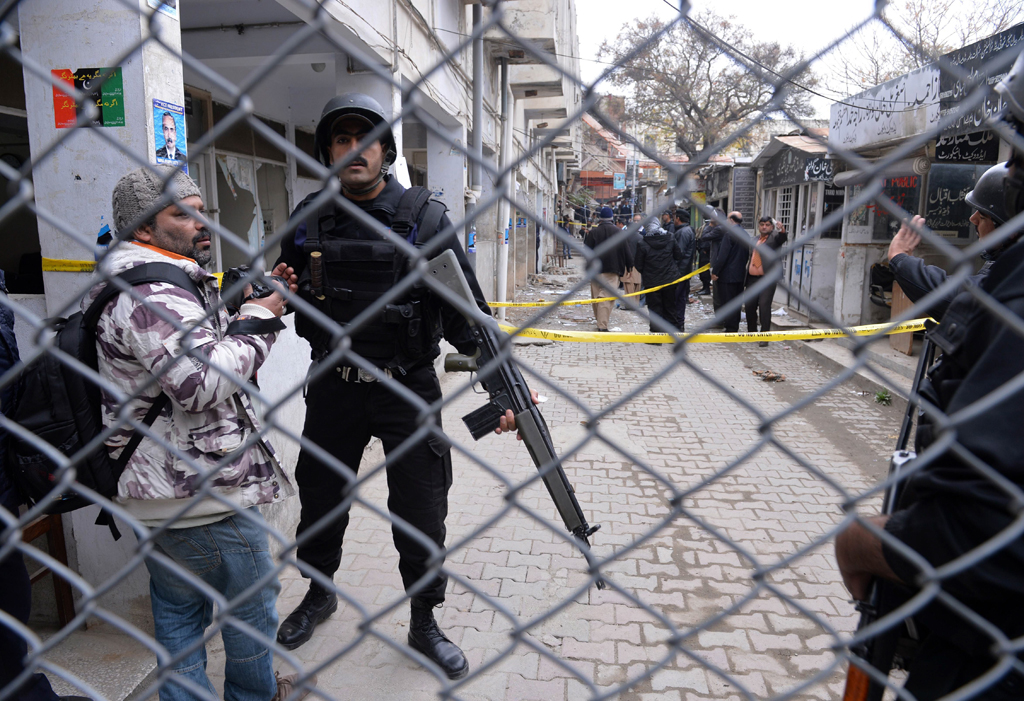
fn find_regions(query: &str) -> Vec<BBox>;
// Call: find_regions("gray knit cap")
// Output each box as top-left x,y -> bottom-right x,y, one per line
111,166 -> 201,239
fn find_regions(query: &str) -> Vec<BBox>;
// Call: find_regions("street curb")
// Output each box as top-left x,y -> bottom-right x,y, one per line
793,339 -> 911,411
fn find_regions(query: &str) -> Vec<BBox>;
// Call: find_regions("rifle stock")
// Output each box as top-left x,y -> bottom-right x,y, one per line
428,251 -> 604,588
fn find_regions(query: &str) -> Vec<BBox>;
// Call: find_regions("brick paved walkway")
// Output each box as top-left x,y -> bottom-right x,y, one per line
207,266 -> 902,700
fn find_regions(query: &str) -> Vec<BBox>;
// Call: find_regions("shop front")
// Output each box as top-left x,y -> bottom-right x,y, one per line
829,23 -> 1022,325
752,135 -> 839,321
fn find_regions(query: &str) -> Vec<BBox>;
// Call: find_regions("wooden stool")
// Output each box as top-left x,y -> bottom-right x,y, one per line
23,513 -> 76,627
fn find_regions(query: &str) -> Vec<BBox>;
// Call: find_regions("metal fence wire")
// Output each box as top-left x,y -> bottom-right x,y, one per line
1,0 -> 1024,699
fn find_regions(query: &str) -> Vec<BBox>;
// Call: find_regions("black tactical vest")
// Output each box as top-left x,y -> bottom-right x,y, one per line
296,186 -> 447,370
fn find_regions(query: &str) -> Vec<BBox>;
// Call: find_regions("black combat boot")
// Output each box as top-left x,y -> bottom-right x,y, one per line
407,600 -> 469,680
276,582 -> 338,650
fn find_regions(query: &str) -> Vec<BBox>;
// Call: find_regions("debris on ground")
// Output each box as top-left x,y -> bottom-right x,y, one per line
753,369 -> 786,382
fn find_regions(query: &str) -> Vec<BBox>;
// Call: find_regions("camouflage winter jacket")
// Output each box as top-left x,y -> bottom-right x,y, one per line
83,242 -> 294,526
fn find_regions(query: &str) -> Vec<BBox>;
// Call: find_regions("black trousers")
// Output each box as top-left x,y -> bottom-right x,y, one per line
294,364 -> 453,606
674,277 -> 688,332
716,281 -> 744,332
697,251 -> 711,292
646,287 -> 679,331
744,275 -> 777,333
0,491 -> 58,701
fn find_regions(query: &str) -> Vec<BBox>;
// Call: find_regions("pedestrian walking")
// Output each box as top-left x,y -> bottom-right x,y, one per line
584,206 -> 633,331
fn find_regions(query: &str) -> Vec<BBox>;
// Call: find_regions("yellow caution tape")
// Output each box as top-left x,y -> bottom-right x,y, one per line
42,258 -> 225,287
489,264 -> 711,308
498,318 -> 932,344
41,258 -> 96,272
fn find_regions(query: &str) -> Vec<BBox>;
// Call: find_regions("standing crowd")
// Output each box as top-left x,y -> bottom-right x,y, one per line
567,202 -> 787,338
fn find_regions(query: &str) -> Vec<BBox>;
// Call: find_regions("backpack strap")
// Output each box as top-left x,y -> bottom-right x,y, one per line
84,262 -> 206,327
82,262 -> 205,539
94,394 -> 170,540
415,201 -> 447,248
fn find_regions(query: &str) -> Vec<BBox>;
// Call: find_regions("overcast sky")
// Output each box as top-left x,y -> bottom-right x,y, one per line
575,0 -> 878,117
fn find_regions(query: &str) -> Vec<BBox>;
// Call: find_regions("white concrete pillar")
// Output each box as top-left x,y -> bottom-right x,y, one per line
18,0 -> 186,623
20,0 -> 184,316
425,120 -> 466,232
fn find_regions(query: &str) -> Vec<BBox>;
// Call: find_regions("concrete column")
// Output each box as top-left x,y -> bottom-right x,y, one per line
475,166 -> 497,301
18,0 -> 185,623
20,0 -> 184,316
425,119 -> 466,231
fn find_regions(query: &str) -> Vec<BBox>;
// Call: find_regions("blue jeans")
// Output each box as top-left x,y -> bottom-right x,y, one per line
146,509 -> 280,701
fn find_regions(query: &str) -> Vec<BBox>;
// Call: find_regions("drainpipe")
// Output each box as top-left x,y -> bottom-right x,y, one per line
465,3 -> 483,271
496,57 -> 510,320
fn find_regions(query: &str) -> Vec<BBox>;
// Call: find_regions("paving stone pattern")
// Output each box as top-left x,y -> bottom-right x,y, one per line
207,272 -> 897,700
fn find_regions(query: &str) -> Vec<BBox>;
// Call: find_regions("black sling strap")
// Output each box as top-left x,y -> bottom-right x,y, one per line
391,186 -> 432,240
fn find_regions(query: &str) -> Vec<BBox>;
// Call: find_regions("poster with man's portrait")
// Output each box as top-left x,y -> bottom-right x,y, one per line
153,99 -> 187,174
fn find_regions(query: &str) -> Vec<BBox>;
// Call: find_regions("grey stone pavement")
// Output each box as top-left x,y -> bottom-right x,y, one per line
200,263 -> 907,700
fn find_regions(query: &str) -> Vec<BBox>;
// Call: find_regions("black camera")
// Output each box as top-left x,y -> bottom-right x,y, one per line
222,266 -> 287,314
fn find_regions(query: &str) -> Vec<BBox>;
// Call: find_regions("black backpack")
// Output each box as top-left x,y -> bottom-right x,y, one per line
5,263 -> 203,529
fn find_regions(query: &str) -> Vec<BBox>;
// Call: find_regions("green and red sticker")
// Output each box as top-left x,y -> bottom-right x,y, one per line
52,67 -> 125,129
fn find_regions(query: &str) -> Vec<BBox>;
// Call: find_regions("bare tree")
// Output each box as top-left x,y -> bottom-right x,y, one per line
829,0 -> 1024,93
597,11 -> 818,160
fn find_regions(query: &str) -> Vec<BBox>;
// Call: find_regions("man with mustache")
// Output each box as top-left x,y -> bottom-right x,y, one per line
89,166 -> 311,699
273,94 -> 499,681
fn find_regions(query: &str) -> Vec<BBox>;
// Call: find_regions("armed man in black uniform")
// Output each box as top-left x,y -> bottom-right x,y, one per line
887,162 -> 1021,320
273,93 -> 494,680
836,49 -> 1024,700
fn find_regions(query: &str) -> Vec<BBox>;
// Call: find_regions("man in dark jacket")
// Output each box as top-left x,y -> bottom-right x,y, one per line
661,210 -> 675,235
584,206 -> 633,331
620,218 -> 643,297
634,219 -> 684,332
272,93 -> 505,679
888,163 -> 1020,320
672,210 -> 696,329
710,211 -> 749,332
700,210 -> 727,308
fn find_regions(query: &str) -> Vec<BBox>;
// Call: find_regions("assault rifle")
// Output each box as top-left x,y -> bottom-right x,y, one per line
842,336 -> 935,701
426,250 -> 604,588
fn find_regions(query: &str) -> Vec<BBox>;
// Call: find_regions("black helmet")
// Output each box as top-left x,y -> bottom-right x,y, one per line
995,49 -> 1024,218
965,163 -> 1010,225
995,49 -> 1024,128
314,93 -> 397,170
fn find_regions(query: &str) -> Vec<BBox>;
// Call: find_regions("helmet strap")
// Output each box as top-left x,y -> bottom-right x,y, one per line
341,170 -> 386,198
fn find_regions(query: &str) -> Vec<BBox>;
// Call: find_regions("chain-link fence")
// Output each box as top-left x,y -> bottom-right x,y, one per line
2,0 -> 1024,699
